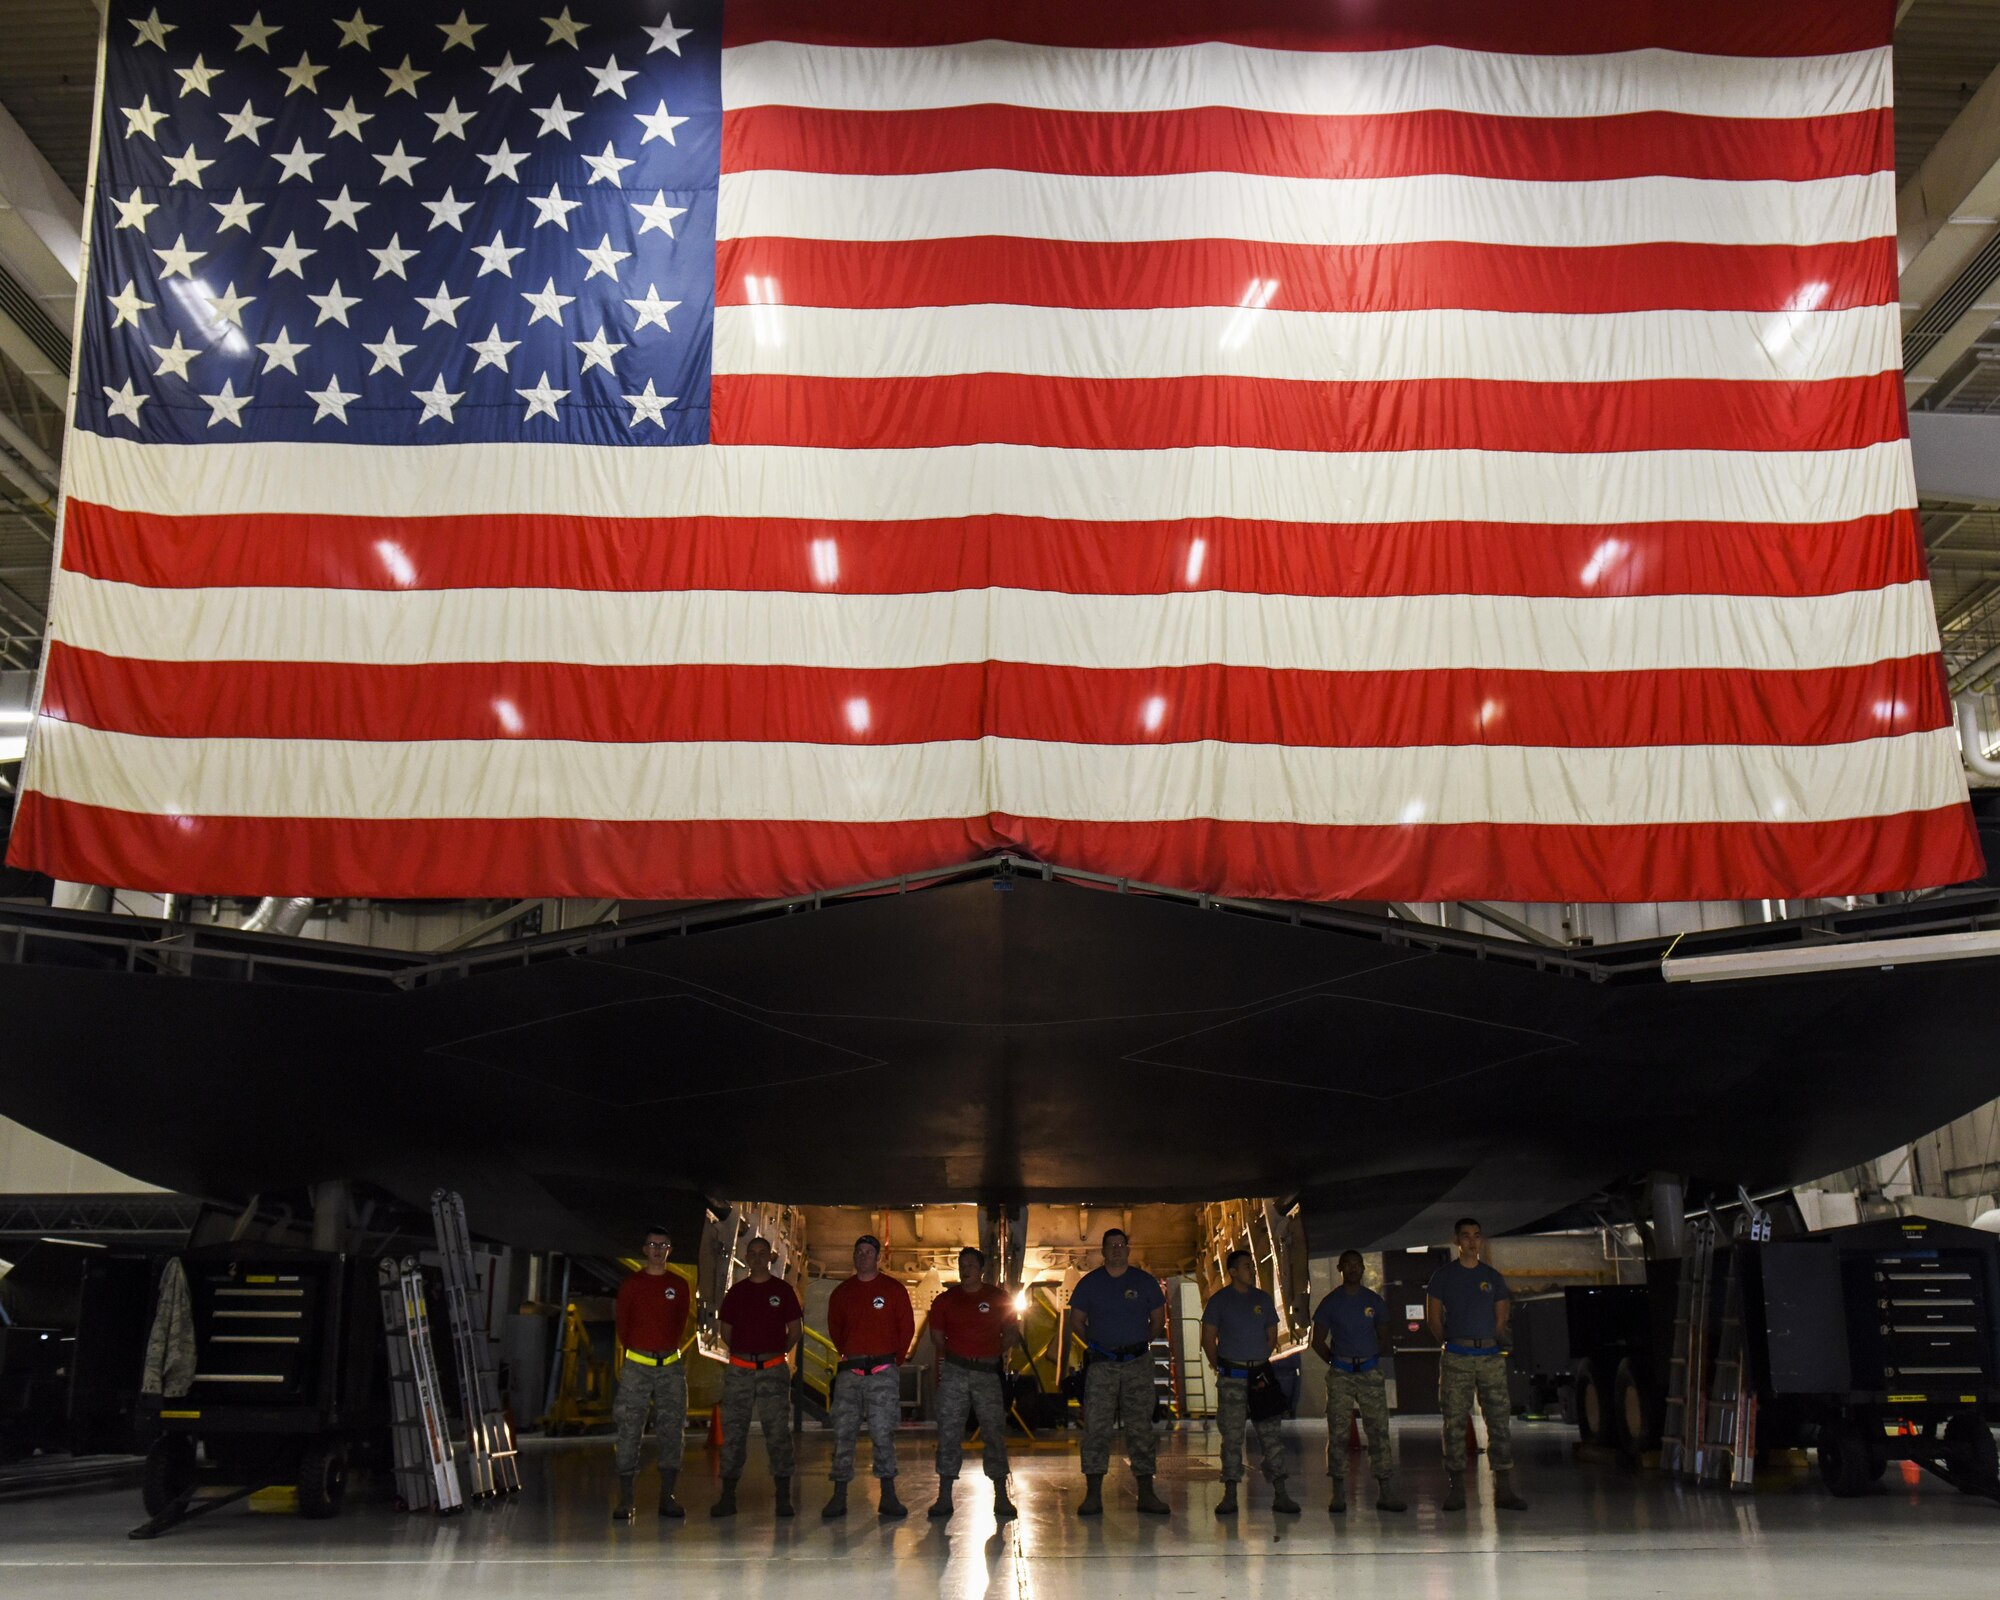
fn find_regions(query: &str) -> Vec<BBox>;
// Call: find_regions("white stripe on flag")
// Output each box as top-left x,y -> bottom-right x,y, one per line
716,169 -> 1894,249
711,304 -> 1900,384
63,435 -> 1919,526
49,577 -> 1942,675
719,40 -> 1894,122
25,721 -> 1964,827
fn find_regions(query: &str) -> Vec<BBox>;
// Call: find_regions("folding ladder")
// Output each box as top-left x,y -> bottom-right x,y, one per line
378,1257 -> 464,1514
1699,1193 -> 1770,1491
431,1190 -> 523,1497
1659,1218 -> 1716,1479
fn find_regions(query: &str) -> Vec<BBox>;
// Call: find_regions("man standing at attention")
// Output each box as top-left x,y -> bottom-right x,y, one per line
1199,1250 -> 1300,1517
823,1234 -> 915,1521
611,1225 -> 692,1521
1427,1217 -> 1527,1513
1068,1227 -> 1170,1517
1310,1249 -> 1406,1514
921,1245 -> 1025,1521
712,1236 -> 803,1520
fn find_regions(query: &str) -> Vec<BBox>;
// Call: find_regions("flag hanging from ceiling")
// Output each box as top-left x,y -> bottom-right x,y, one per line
8,0 -> 1984,901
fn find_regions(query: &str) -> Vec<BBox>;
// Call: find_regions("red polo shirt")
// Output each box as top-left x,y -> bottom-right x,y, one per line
719,1276 -> 803,1354
616,1269 -> 691,1354
928,1284 -> 1015,1361
826,1273 -> 914,1360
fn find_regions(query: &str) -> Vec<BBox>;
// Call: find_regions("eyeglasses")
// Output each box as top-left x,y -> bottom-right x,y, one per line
644,1241 -> 670,1250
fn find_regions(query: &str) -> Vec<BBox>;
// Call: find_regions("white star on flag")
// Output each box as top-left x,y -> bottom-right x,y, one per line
103,378 -> 148,424
643,14 -> 692,54
374,141 -> 423,184
152,233 -> 204,279
113,188 -> 159,229
363,327 -> 418,375
438,11 -> 484,51
308,281 -> 361,326
622,379 -> 675,428
233,13 -> 279,53
210,188 -> 263,232
207,282 -> 256,327
423,188 -> 475,231
582,142 -> 634,185
467,324 -> 520,372
121,96 -> 167,140
325,97 -> 374,140
319,186 -> 370,231
368,234 -> 419,279
521,278 -> 575,326
107,279 -> 154,329
256,327 -> 310,374
478,142 -> 529,183
426,98 -> 476,140
220,99 -> 272,144
131,8 -> 175,50
335,11 -> 380,51
262,231 -> 316,278
279,53 -> 326,95
634,100 -> 689,146
517,371 -> 569,420
414,281 -> 470,328
272,138 -> 324,182
577,234 -> 631,282
150,332 -> 199,379
631,191 -> 686,237
413,375 -> 464,425
543,8 -> 587,47
471,230 -> 524,277
483,53 -> 531,93
382,56 -> 431,98
532,95 -> 584,139
201,379 -> 253,429
305,374 -> 359,423
174,55 -> 222,97
164,143 -> 214,186
624,284 -> 679,333
573,325 -> 627,372
587,55 -> 636,98
527,183 -> 581,230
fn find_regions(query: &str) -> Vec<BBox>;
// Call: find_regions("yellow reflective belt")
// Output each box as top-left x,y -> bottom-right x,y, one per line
624,1347 -> 683,1368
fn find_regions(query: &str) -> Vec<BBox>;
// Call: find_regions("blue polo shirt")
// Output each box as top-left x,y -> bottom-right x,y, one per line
1201,1284 -> 1278,1363
1312,1286 -> 1388,1360
1069,1266 -> 1165,1350
1427,1260 -> 1511,1343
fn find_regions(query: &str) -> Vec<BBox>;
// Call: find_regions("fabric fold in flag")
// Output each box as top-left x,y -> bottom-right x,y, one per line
8,0 -> 1981,902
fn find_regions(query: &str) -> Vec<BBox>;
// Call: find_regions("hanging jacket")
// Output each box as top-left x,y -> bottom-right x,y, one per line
141,1257 -> 196,1399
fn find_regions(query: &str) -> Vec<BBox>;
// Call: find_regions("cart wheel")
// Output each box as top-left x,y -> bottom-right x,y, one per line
142,1435 -> 198,1518
1613,1360 -> 1658,1464
1573,1359 -> 1614,1445
297,1441 -> 349,1520
1817,1419 -> 1873,1498
1943,1414 -> 1998,1490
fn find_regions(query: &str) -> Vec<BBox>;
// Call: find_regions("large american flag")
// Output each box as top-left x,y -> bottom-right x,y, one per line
8,0 -> 1984,901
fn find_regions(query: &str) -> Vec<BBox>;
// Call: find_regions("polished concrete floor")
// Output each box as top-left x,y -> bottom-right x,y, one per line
4,1420 -> 1998,1598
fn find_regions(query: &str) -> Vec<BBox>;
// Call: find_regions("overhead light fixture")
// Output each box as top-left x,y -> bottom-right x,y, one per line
38,1236 -> 108,1249
1662,928 -> 2000,984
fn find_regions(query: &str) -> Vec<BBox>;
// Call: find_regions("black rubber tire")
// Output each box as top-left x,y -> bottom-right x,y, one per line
297,1441 -> 348,1520
1574,1359 -> 1614,1445
1867,1453 -> 1888,1482
1943,1413 -> 1999,1491
142,1435 -> 198,1518
1612,1360 -> 1659,1464
1817,1419 -> 1873,1498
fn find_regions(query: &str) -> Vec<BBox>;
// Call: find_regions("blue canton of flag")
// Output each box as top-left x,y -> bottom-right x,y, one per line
79,0 -> 720,446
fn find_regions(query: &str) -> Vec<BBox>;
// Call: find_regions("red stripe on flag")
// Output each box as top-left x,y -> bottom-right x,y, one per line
711,374 -> 1907,455
722,0 -> 1894,56
58,502 -> 1931,600
39,648 -> 1949,751
723,106 -> 1893,182
9,800 -> 1975,904
712,237 -> 1896,314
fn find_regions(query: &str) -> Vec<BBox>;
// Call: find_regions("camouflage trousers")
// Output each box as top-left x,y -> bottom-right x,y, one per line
1325,1365 -> 1394,1482
830,1364 -> 901,1481
1215,1374 -> 1290,1485
719,1363 -> 796,1479
935,1360 -> 1010,1481
1439,1351 -> 1513,1471
612,1358 -> 687,1477
1080,1356 -> 1158,1477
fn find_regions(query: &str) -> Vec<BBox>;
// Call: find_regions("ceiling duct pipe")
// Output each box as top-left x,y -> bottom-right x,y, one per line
0,413 -> 57,492
1956,695 -> 2000,782
240,897 -> 315,937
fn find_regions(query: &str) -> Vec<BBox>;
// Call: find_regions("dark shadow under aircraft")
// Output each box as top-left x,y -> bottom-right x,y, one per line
2,858 -> 1998,1253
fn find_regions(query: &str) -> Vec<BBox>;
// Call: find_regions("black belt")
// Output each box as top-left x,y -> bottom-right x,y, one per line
943,1349 -> 1004,1373
1088,1343 -> 1149,1363
839,1352 -> 898,1376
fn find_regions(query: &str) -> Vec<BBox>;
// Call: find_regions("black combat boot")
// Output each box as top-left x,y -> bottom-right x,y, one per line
1215,1481 -> 1238,1517
1077,1474 -> 1105,1517
774,1477 -> 794,1518
1375,1476 -> 1407,1513
993,1480 -> 1017,1520
1441,1470 -> 1466,1512
1328,1476 -> 1347,1514
612,1473 -> 636,1521
657,1470 -> 684,1518
821,1480 -> 848,1520
928,1478 -> 955,1519
877,1478 -> 908,1519
1492,1470 -> 1528,1511
710,1477 -> 738,1519
1134,1476 -> 1170,1515
1271,1478 -> 1301,1515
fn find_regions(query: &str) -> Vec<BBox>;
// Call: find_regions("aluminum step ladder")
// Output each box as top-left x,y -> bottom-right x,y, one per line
1659,1218 -> 1717,1479
431,1190 -> 523,1497
1698,1193 -> 1770,1491
378,1257 -> 464,1514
